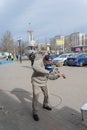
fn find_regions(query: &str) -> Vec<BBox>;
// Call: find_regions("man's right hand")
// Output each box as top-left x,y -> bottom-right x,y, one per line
62,74 -> 66,79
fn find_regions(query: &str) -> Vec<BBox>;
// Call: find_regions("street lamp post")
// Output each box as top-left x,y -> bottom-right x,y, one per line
18,38 -> 22,63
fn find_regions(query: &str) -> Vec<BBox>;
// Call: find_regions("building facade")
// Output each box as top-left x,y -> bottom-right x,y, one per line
50,35 -> 64,53
65,32 -> 85,52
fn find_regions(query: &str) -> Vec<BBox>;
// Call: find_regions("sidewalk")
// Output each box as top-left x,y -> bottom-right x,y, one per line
0,61 -> 87,130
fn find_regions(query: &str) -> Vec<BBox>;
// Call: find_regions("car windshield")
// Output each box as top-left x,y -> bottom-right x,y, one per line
50,54 -> 58,59
70,53 -> 86,58
58,54 -> 69,58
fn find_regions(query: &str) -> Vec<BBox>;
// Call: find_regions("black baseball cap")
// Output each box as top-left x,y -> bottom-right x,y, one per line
44,55 -> 51,61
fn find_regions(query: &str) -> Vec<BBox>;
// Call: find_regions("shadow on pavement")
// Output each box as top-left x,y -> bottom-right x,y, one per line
11,88 -> 32,104
0,89 -> 86,130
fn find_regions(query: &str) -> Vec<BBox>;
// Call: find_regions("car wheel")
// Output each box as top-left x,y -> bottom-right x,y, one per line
64,60 -> 67,66
79,62 -> 83,67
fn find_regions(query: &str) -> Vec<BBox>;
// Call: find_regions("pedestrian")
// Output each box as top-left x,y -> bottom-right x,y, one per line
29,52 -> 35,66
31,55 -> 52,121
16,54 -> 18,60
11,54 -> 14,60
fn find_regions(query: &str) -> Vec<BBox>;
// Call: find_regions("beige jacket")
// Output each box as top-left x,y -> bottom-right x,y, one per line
31,59 -> 49,87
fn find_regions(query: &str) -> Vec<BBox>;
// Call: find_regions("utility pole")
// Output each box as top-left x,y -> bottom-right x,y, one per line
17,37 -> 22,63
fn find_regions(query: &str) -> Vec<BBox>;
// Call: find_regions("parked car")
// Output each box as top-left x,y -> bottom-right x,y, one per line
50,54 -> 58,60
66,53 -> 87,66
53,53 -> 73,65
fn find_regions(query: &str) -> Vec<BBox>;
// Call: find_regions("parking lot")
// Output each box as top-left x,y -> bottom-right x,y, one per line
50,65 -> 87,112
0,61 -> 87,130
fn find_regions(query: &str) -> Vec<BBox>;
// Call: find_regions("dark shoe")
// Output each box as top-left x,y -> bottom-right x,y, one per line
43,106 -> 52,111
33,114 -> 39,121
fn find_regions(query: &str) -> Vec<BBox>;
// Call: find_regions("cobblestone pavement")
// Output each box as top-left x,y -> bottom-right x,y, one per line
0,60 -> 87,130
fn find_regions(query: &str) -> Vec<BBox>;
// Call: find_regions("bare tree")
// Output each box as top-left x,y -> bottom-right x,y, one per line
1,31 -> 14,53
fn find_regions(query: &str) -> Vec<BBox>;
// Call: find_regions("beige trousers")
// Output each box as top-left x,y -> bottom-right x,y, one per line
32,84 -> 49,114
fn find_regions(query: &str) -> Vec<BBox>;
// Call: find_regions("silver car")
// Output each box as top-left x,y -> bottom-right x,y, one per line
53,53 -> 74,65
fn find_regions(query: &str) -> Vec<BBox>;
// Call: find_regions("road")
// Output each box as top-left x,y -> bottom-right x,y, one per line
0,61 -> 87,130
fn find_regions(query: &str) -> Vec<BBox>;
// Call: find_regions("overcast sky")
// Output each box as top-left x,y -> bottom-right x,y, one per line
0,0 -> 87,42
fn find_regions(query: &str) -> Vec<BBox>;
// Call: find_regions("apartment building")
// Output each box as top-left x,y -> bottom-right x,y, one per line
64,32 -> 85,52
70,32 -> 85,46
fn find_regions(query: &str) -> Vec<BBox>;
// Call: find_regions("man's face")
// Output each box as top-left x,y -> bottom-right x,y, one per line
44,58 -> 52,65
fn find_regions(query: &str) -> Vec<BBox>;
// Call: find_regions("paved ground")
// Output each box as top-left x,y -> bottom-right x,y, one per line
0,60 -> 87,130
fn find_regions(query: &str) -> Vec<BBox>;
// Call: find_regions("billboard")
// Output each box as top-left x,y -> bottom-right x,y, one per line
56,39 -> 64,45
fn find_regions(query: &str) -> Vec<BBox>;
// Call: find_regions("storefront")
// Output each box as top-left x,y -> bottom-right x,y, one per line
71,45 -> 87,52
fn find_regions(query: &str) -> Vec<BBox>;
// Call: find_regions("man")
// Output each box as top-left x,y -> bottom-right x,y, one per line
31,55 -> 52,121
29,52 -> 35,66
31,55 -> 65,121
